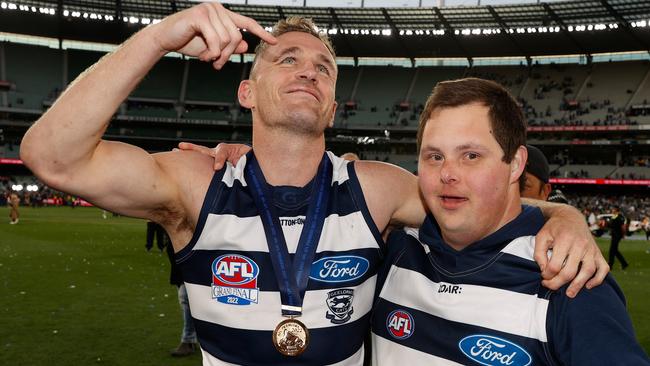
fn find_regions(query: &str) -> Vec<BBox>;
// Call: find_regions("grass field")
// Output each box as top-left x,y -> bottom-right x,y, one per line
1,206 -> 649,365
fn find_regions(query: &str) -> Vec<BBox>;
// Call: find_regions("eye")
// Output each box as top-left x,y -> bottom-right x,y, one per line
465,152 -> 480,160
428,153 -> 443,162
317,64 -> 330,75
281,56 -> 296,64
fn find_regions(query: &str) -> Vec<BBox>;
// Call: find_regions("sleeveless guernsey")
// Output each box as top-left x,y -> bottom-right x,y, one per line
177,151 -> 383,365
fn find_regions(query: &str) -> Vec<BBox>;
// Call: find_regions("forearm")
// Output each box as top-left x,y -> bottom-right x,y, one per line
522,197 -> 577,220
21,26 -> 165,180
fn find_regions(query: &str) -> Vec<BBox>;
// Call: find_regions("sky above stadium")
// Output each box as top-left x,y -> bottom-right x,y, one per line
221,0 -> 566,7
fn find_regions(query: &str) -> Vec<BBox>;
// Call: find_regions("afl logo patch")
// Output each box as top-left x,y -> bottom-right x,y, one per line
309,255 -> 369,283
211,254 -> 259,306
458,334 -> 532,366
386,309 -> 414,340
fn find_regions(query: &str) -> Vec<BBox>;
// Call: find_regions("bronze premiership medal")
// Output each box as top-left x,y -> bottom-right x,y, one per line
272,318 -> 310,356
247,153 -> 330,358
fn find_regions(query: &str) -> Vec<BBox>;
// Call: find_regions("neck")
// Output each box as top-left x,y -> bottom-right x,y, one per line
252,126 -> 326,187
443,192 -> 522,251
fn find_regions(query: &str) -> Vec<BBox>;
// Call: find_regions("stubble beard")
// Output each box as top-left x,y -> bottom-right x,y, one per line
268,108 -> 326,137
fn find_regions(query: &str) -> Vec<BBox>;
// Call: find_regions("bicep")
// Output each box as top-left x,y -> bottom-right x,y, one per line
55,140 -> 180,220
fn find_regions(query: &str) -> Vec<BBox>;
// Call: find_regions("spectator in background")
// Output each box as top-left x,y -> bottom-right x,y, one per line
145,221 -> 166,252
521,144 -> 551,201
164,234 -> 198,357
8,192 -> 20,224
608,205 -> 629,270
548,189 -> 569,204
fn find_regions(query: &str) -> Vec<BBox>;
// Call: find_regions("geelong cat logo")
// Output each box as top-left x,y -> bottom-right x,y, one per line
458,334 -> 532,366
309,256 -> 369,283
211,254 -> 259,306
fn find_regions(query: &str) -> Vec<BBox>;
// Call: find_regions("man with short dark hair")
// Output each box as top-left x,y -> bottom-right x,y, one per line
372,78 -> 648,365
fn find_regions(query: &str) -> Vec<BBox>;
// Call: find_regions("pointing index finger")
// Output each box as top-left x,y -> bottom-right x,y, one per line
228,11 -> 277,45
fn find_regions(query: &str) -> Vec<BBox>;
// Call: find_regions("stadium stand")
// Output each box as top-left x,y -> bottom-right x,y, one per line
5,42 -> 62,110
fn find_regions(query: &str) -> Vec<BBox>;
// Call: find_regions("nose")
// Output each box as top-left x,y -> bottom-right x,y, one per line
440,160 -> 458,184
296,62 -> 318,83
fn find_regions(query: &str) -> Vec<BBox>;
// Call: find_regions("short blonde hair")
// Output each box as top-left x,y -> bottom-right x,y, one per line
250,17 -> 336,76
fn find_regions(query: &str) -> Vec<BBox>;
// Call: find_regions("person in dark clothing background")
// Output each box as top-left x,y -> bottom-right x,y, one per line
147,221 -> 198,356
145,221 -> 166,251
164,238 -> 198,357
608,206 -> 629,270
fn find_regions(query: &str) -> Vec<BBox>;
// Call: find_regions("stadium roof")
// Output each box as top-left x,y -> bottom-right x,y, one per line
0,0 -> 649,62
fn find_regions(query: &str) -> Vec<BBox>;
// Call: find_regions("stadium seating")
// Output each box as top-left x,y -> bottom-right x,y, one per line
553,164 -> 618,179
4,41 -> 650,173
4,43 -> 62,110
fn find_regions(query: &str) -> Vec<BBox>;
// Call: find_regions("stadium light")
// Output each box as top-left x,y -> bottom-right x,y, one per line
11,184 -> 23,191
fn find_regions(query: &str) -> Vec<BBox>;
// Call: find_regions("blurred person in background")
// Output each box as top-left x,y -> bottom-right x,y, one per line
547,189 -> 569,204
608,205 -> 629,270
8,191 -> 20,224
520,144 -> 551,201
163,232 -> 198,357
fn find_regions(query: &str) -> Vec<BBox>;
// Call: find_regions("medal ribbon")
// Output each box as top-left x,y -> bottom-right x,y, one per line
246,152 -> 331,317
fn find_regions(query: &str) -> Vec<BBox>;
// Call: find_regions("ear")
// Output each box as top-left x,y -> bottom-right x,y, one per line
542,183 -> 552,200
327,101 -> 338,128
510,145 -> 527,184
238,80 -> 254,109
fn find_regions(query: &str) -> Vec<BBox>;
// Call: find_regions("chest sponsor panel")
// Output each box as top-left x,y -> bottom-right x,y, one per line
459,334 -> 532,366
309,255 -> 370,283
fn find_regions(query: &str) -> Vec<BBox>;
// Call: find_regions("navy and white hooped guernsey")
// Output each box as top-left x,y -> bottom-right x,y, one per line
176,151 -> 384,365
372,206 -> 649,366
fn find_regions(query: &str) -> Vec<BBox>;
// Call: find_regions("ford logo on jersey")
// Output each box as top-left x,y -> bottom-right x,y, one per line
309,255 -> 369,283
459,334 -> 532,366
211,254 -> 260,306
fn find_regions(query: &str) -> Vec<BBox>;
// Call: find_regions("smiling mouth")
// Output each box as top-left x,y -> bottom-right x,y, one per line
288,89 -> 319,101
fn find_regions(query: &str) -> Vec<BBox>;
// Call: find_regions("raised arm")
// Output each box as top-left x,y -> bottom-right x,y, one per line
524,198 -> 609,297
20,3 -> 274,221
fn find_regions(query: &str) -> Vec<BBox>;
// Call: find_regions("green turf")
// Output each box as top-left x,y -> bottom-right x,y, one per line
1,207 -> 649,365
0,207 -> 201,366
